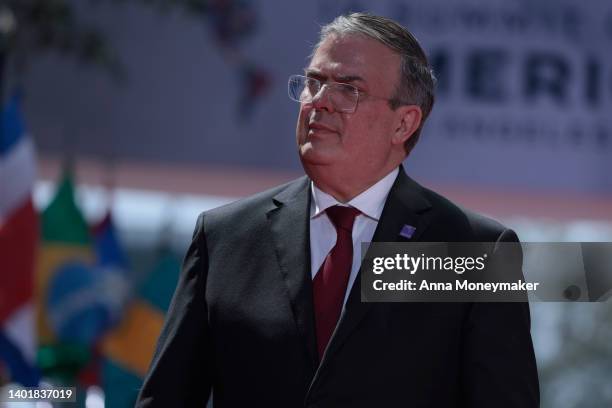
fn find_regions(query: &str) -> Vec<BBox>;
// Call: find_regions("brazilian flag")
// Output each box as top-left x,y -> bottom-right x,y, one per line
36,171 -> 96,384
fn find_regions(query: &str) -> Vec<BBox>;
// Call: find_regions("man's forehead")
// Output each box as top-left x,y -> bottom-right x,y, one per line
307,34 -> 399,84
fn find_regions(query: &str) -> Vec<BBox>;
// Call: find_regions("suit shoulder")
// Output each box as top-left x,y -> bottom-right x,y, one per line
197,176 -> 309,229
419,184 -> 511,241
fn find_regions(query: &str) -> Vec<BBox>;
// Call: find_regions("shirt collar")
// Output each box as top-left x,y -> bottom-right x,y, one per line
310,167 -> 399,221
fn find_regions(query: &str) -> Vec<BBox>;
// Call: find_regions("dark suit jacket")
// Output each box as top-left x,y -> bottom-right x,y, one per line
136,168 -> 539,407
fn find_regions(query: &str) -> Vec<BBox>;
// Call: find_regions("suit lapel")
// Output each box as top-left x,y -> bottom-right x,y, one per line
266,177 -> 319,370
315,167 -> 433,372
269,170 -> 436,397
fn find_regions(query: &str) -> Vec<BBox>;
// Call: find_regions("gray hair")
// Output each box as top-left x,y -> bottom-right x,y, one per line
314,13 -> 436,154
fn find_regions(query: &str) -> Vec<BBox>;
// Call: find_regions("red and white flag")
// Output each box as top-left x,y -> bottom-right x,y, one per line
0,92 -> 40,385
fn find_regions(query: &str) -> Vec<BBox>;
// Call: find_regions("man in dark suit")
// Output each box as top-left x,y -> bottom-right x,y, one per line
137,12 -> 539,407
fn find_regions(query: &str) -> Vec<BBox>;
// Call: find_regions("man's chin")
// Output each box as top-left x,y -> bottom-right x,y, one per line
298,143 -> 338,167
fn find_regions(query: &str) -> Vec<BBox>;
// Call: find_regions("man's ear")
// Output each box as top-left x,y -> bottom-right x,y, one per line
392,105 -> 422,146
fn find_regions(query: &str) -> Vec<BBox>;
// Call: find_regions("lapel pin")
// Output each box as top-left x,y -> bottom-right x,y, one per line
399,224 -> 416,239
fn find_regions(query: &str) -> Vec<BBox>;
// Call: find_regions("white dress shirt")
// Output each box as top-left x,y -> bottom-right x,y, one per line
309,167 -> 399,307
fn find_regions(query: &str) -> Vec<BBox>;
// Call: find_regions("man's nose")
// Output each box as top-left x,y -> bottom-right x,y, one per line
310,84 -> 335,112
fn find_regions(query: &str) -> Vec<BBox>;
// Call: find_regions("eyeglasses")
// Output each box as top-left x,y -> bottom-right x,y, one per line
288,74 -> 365,113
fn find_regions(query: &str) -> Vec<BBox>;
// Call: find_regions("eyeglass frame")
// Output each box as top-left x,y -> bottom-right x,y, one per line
287,74 -> 396,114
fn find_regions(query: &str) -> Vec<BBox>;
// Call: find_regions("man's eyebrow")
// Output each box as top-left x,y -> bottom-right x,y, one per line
304,69 -> 365,84
304,69 -> 324,78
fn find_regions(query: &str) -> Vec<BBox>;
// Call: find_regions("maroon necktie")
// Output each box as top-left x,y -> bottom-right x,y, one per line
313,205 -> 361,360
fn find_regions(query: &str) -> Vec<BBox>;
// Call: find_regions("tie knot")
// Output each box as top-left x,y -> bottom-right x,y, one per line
326,205 -> 360,232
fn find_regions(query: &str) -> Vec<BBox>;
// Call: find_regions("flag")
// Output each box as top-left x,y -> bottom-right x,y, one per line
78,211 -> 131,388
90,211 -> 130,329
102,247 -> 180,407
36,169 -> 98,382
0,91 -> 40,386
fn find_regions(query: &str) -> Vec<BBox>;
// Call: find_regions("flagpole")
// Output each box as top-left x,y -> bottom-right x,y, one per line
0,4 -> 16,104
